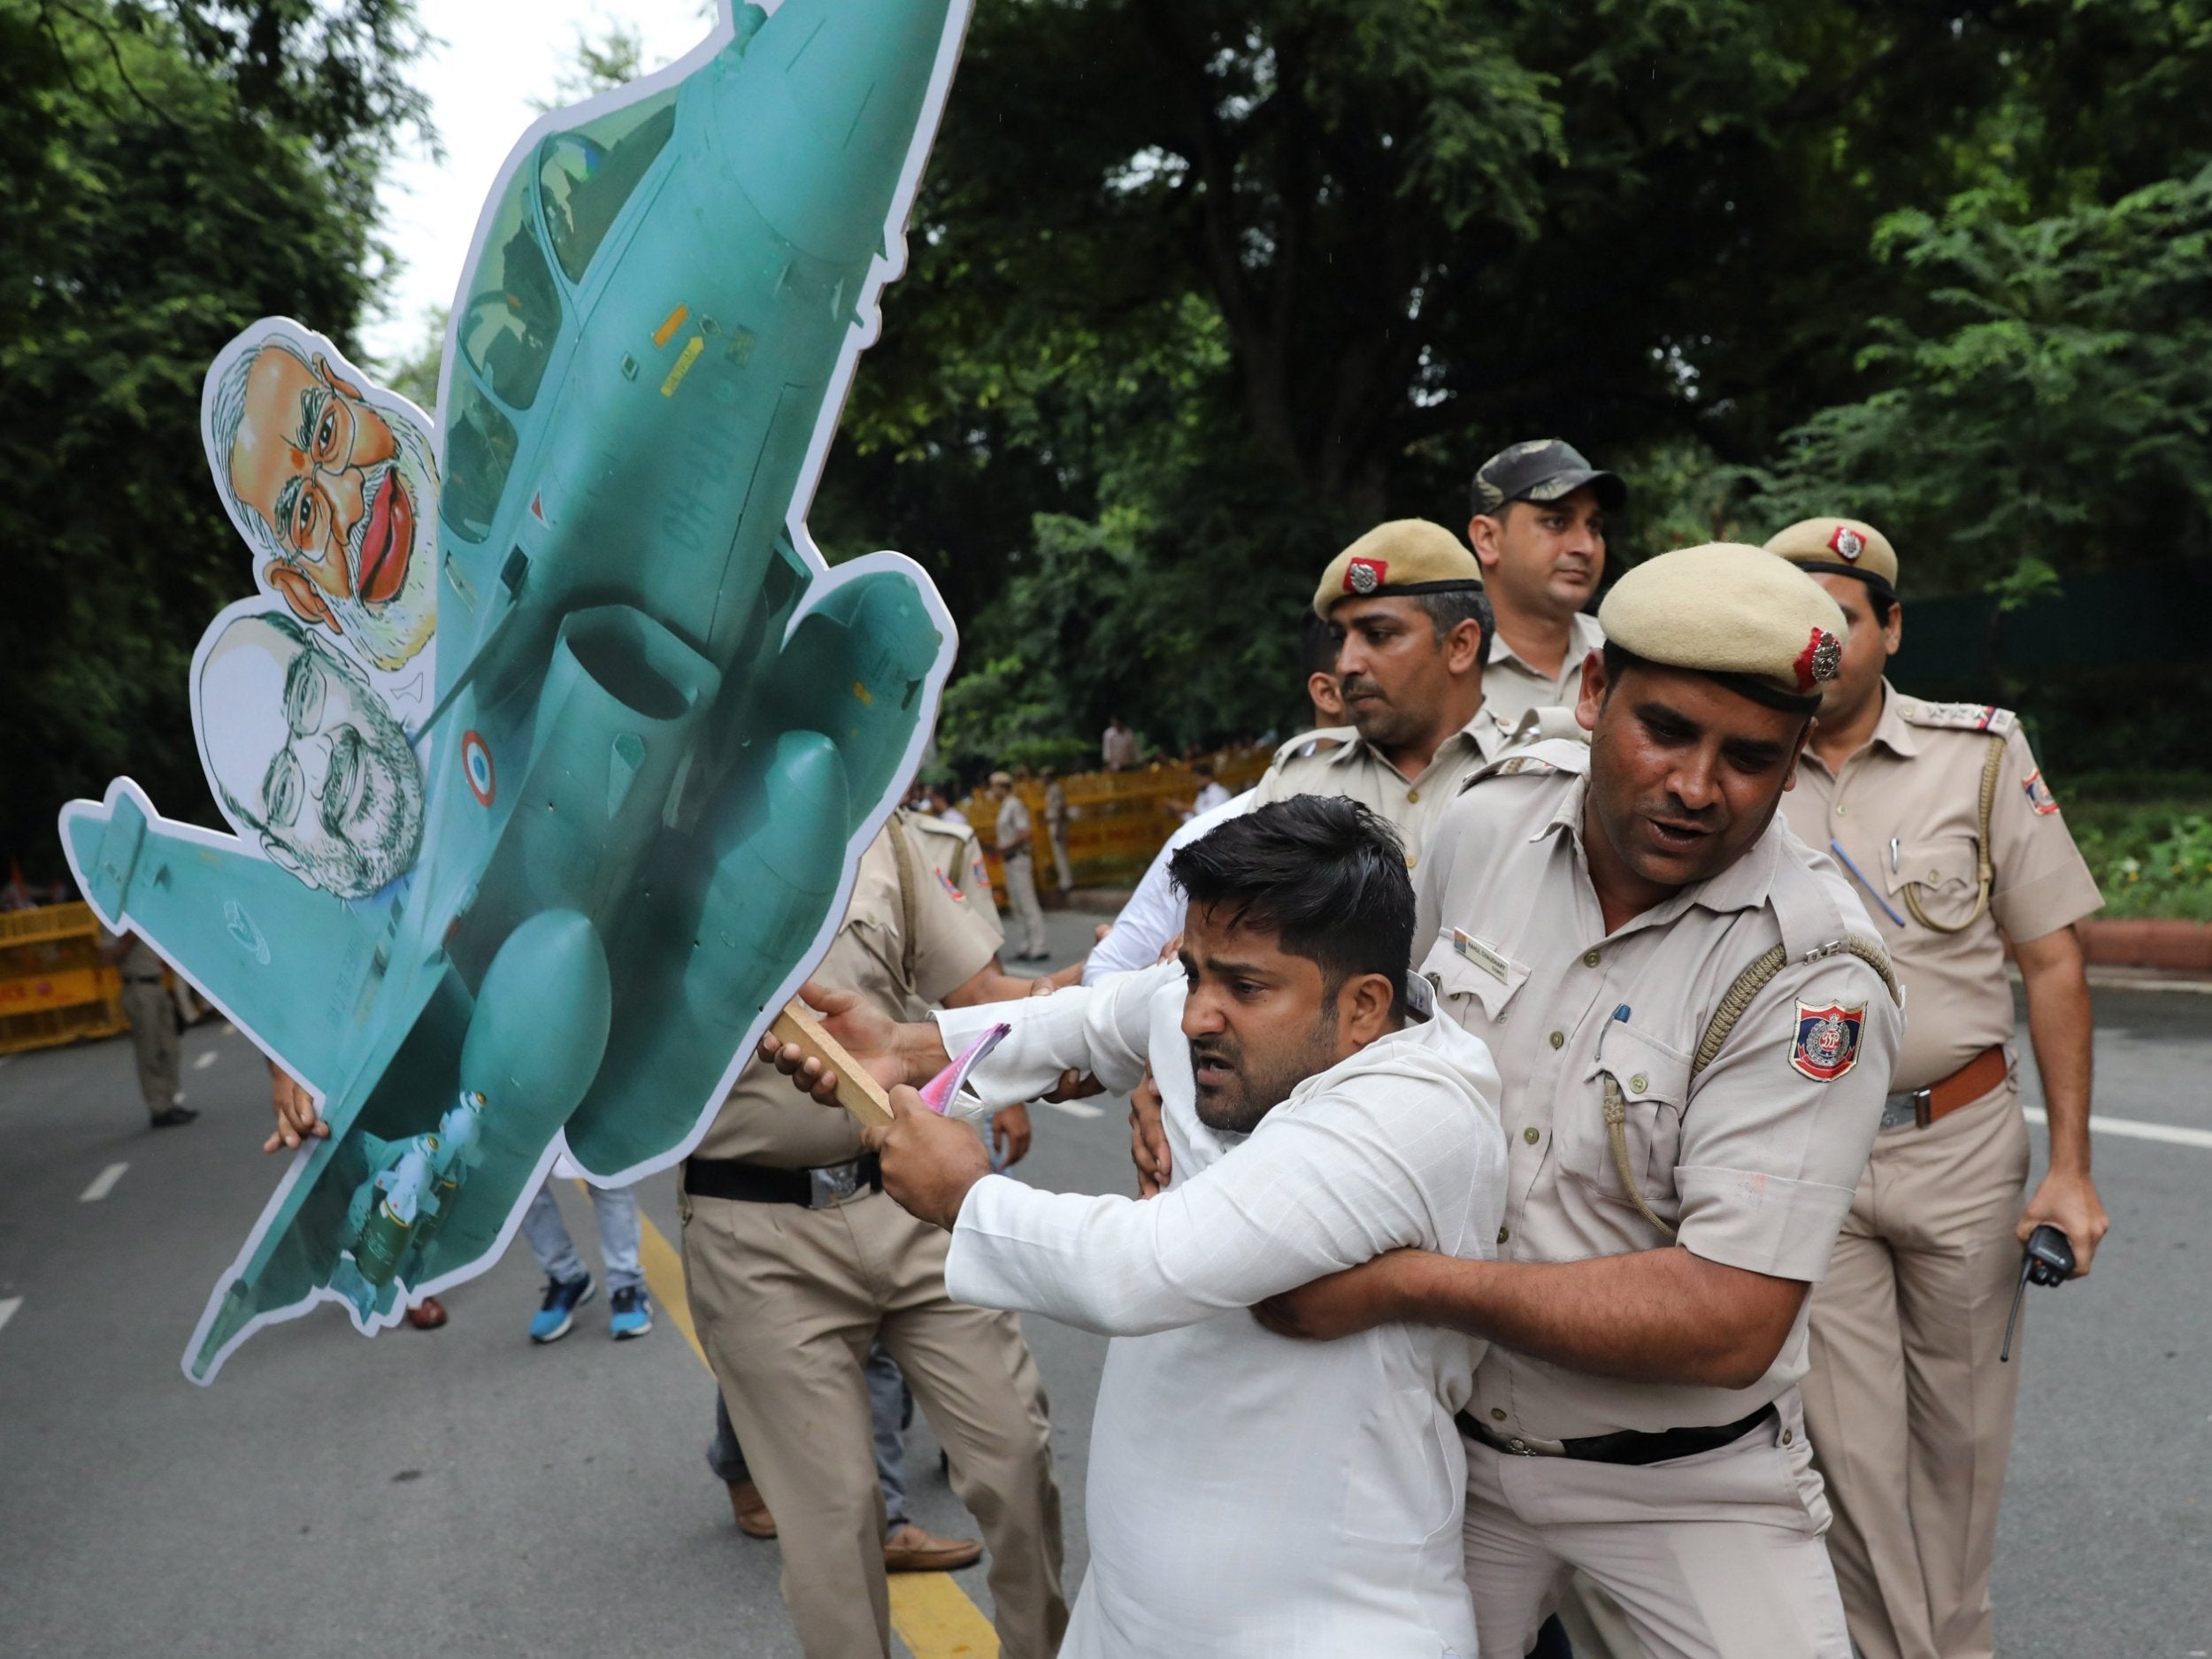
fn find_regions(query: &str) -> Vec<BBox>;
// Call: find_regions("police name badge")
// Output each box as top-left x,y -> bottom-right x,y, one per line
1452,927 -> 1510,983
1789,1001 -> 1866,1081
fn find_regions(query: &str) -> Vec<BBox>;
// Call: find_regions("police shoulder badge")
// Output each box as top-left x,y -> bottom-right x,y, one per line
936,865 -> 966,899
1828,524 -> 1865,561
2021,768 -> 2060,816
1345,556 -> 1387,595
1790,1001 -> 1866,1082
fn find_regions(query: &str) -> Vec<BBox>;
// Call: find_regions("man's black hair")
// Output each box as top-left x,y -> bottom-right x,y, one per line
1168,795 -> 1414,1017
1300,610 -> 1340,679
1410,587 -> 1494,660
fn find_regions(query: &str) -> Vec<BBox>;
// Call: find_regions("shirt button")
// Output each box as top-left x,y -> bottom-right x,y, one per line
1490,1408 -> 1508,1422
1548,1031 -> 1565,1049
1407,788 -> 1421,803
1496,1225 -> 1509,1245
1581,949 -> 1601,968
1522,1126 -> 1540,1145
1629,1073 -> 1647,1093
1782,1428 -> 1794,1446
1835,803 -> 1847,817
1406,854 -> 1418,869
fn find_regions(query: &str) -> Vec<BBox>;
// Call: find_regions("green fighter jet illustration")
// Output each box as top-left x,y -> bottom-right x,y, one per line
58,0 -> 973,1382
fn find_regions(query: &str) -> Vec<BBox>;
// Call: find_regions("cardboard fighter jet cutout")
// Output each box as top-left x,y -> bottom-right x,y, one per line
59,0 -> 972,1382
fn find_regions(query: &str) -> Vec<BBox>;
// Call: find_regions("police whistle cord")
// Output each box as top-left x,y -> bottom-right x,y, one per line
1901,734 -> 2003,934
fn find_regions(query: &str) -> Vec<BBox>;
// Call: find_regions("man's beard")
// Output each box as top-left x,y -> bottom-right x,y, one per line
329,415 -> 439,673
1188,1017 -> 1337,1135
295,710 -> 425,898
1340,675 -> 1425,751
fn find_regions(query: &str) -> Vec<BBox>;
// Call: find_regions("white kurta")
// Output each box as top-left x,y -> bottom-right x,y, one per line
937,965 -> 1508,1658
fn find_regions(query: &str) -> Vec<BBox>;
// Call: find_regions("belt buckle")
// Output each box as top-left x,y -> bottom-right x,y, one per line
1879,1088 -> 1932,1132
808,1162 -> 867,1208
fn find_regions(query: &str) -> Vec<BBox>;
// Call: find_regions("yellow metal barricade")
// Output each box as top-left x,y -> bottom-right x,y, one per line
964,748 -> 1271,903
0,902 -> 127,1055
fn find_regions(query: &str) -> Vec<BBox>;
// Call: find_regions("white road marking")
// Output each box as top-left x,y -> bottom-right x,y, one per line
80,1163 -> 129,1202
1041,1099 -> 1104,1119
0,1298 -> 19,1334
2025,1106 -> 2212,1150
192,1050 -> 218,1071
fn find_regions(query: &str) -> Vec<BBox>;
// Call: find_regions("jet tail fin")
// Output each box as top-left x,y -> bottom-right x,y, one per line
59,780 -> 382,1096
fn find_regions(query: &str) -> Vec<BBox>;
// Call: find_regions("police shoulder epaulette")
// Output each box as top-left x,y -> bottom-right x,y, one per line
1458,752 -> 1563,793
1898,698 -> 2017,738
1272,726 -> 1355,767
906,812 -> 971,844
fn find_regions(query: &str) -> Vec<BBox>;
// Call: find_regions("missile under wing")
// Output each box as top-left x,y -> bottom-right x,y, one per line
58,0 -> 972,1381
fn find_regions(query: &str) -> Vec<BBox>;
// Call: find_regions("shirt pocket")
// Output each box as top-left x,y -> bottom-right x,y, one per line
1560,1022 -> 1692,1223
1886,834 -> 1985,926
1417,928 -> 1530,1025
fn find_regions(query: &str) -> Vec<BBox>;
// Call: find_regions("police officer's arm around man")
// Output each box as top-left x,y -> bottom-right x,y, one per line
1766,517 -> 2107,1659
1465,439 -> 1624,731
1253,545 -> 1904,1659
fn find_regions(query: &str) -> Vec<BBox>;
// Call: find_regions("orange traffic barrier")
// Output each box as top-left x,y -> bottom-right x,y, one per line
961,747 -> 1272,902
0,902 -> 128,1056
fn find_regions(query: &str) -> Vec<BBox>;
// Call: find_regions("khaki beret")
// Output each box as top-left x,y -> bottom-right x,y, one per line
1763,517 -> 1899,594
988,770 -> 1014,787
1312,519 -> 1484,618
1598,543 -> 1847,713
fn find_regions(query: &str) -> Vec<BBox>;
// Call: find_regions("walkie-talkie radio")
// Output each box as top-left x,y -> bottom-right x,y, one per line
2000,1225 -> 2076,1363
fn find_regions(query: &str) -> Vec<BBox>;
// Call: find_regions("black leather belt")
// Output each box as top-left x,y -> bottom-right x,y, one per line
1455,1402 -> 1778,1467
683,1154 -> 880,1207
121,974 -> 164,984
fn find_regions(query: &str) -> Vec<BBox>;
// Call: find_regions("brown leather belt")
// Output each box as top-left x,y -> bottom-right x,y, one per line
1881,1044 -> 2008,1131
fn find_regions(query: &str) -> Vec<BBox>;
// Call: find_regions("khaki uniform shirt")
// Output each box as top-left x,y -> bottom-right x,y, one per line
1482,611 -> 1605,733
1780,684 -> 2102,1093
1417,741 -> 1902,1443
695,815 -> 1003,1169
909,811 -> 1002,918
1044,781 -> 1068,829
1251,705 -> 1516,867
995,794 -> 1033,857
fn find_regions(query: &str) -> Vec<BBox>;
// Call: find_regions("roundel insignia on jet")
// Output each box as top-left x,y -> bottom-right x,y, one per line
1789,1000 -> 1866,1082
463,731 -> 496,806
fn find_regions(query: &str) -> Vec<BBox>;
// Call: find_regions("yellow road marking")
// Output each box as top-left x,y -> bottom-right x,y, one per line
659,334 -> 704,396
629,1203 -> 998,1658
652,303 -> 690,348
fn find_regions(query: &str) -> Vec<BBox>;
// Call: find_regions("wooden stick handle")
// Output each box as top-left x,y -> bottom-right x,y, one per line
770,1000 -> 895,1128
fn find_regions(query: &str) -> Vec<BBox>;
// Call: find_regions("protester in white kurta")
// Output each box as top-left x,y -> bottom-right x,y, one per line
935,962 -> 1508,1659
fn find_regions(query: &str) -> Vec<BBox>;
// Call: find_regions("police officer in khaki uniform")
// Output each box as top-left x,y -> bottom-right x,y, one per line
989,771 -> 1049,962
1252,519 -> 1515,861
680,810 -> 1068,1659
1255,544 -> 1904,1659
1466,440 -> 1624,731
102,930 -> 194,1128
1766,518 -> 2108,1659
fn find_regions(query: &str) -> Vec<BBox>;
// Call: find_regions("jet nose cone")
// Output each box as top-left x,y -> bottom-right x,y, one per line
722,0 -> 963,263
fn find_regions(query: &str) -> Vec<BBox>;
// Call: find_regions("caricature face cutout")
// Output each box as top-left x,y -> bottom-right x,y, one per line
208,331 -> 439,672
199,611 -> 426,897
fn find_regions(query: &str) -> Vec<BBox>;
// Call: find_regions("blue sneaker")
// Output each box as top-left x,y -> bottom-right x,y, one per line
528,1272 -> 595,1344
609,1286 -> 653,1340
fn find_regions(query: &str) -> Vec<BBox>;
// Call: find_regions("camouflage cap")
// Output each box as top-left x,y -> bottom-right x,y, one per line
1471,438 -> 1627,516
1763,517 -> 1900,596
1313,519 -> 1485,618
1598,543 -> 1847,715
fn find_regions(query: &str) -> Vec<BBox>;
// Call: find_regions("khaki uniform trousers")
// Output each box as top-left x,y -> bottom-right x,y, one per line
119,978 -> 180,1114
680,1183 -> 1067,1659
1001,850 -> 1047,957
1462,1391 -> 1852,1659
1048,826 -> 1072,894
1801,1081 -> 2030,1659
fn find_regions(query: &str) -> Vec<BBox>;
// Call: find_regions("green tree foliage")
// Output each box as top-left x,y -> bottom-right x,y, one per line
1748,168 -> 2212,598
0,0 -> 426,872
815,0 -> 2212,765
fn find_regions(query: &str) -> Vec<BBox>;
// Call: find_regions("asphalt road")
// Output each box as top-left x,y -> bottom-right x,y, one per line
1,909 -> 2206,1656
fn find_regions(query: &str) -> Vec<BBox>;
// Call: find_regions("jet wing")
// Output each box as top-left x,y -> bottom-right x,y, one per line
60,780 -> 386,1096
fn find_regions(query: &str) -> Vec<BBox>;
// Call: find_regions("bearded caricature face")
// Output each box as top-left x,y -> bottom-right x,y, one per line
211,333 -> 439,673
199,611 -> 426,897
